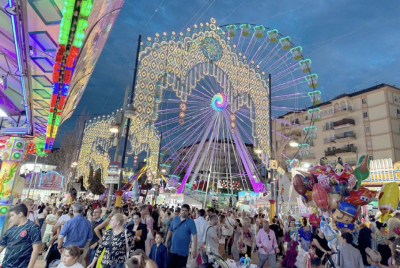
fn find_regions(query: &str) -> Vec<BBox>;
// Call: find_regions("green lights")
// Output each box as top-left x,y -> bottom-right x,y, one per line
36,141 -> 46,157
80,0 -> 93,17
0,207 -> 8,214
54,115 -> 61,126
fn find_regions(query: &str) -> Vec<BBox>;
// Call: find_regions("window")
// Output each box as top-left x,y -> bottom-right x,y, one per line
362,98 -> 367,104
305,115 -> 308,121
368,155 -> 373,161
395,96 -> 399,103
324,110 -> 327,115
363,112 -> 368,118
397,109 -> 400,115
365,126 -> 370,132
329,109 -> 333,114
366,140 -> 372,147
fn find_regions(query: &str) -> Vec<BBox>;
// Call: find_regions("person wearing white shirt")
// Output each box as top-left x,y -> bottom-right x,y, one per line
190,209 -> 208,268
20,198 -> 40,226
223,211 -> 235,255
42,208 -> 58,251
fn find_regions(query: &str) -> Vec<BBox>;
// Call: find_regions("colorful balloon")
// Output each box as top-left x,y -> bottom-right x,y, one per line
303,176 -> 316,191
345,187 -> 377,206
354,155 -> 370,188
312,183 -> 329,211
332,201 -> 357,227
301,191 -> 313,205
293,174 -> 307,195
290,159 -> 299,168
378,182 -> 399,216
328,186 -> 341,211
338,178 -> 350,196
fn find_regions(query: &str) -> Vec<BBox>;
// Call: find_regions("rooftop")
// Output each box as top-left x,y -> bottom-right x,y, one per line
278,83 -> 399,118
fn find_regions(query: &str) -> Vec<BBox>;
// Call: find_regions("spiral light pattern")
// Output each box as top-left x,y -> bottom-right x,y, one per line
211,93 -> 228,111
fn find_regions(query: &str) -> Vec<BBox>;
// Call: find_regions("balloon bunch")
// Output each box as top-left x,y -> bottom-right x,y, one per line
291,154 -> 394,230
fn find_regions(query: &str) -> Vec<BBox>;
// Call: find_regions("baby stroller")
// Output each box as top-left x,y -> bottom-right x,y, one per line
44,240 -> 61,268
198,246 -> 233,268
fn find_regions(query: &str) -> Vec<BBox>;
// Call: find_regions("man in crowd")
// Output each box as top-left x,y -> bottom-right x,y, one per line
0,204 -> 41,268
389,212 -> 400,240
222,211 -> 234,255
166,204 -> 197,268
256,220 -> 278,268
205,215 -> 220,252
206,208 -> 214,221
58,202 -> 92,266
339,232 -> 365,268
88,208 -> 103,266
190,209 -> 208,268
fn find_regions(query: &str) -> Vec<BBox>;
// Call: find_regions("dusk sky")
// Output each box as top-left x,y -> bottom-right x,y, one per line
55,0 -> 400,147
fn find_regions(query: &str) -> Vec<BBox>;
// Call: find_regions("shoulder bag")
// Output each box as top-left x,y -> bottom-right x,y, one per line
125,229 -> 130,259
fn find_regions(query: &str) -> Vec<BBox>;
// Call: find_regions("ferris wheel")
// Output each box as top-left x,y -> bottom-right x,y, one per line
129,18 -> 321,194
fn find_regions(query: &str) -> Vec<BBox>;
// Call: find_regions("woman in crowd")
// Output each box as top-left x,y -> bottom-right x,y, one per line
358,223 -> 374,265
369,215 -> 378,251
88,213 -> 134,268
162,211 -> 172,234
232,219 -> 243,261
286,219 -> 298,248
22,198 -> 40,225
127,212 -> 148,251
298,218 -> 312,251
375,221 -> 391,266
93,206 -> 124,268
238,217 -> 254,258
312,226 -> 331,264
37,203 -> 47,229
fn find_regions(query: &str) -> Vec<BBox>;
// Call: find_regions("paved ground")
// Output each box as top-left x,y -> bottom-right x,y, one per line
33,252 -> 281,267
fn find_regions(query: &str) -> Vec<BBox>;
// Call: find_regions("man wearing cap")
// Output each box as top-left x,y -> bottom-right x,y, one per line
365,247 -> 382,268
388,213 -> 400,240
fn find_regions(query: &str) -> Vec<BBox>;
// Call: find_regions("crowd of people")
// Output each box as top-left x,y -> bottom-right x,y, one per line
1,198 -> 400,268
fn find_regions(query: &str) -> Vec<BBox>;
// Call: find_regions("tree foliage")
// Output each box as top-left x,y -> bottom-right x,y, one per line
88,167 -> 105,195
47,109 -> 89,191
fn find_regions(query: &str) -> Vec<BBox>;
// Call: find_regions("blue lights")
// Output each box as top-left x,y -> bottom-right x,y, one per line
9,7 -> 30,134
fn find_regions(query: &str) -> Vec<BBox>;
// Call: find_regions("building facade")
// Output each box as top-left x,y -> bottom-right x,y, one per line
276,84 -> 400,167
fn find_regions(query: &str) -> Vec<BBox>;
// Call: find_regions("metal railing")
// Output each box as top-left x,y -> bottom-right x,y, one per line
334,105 -> 353,113
333,118 -> 355,128
335,133 -> 356,140
336,146 -> 357,154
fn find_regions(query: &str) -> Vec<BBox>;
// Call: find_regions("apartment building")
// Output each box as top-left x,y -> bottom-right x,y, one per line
276,83 -> 400,167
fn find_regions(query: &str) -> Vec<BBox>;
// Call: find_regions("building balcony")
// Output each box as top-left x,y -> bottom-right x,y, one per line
324,137 -> 335,144
284,130 -> 302,137
333,118 -> 355,129
335,146 -> 357,156
299,153 -> 316,160
324,150 -> 336,157
334,133 -> 356,143
334,105 -> 353,115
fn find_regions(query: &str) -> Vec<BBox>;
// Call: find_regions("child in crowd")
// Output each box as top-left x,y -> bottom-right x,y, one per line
365,247 -> 382,268
304,244 -> 317,268
310,257 -> 323,268
149,232 -> 168,268
53,245 -> 83,268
